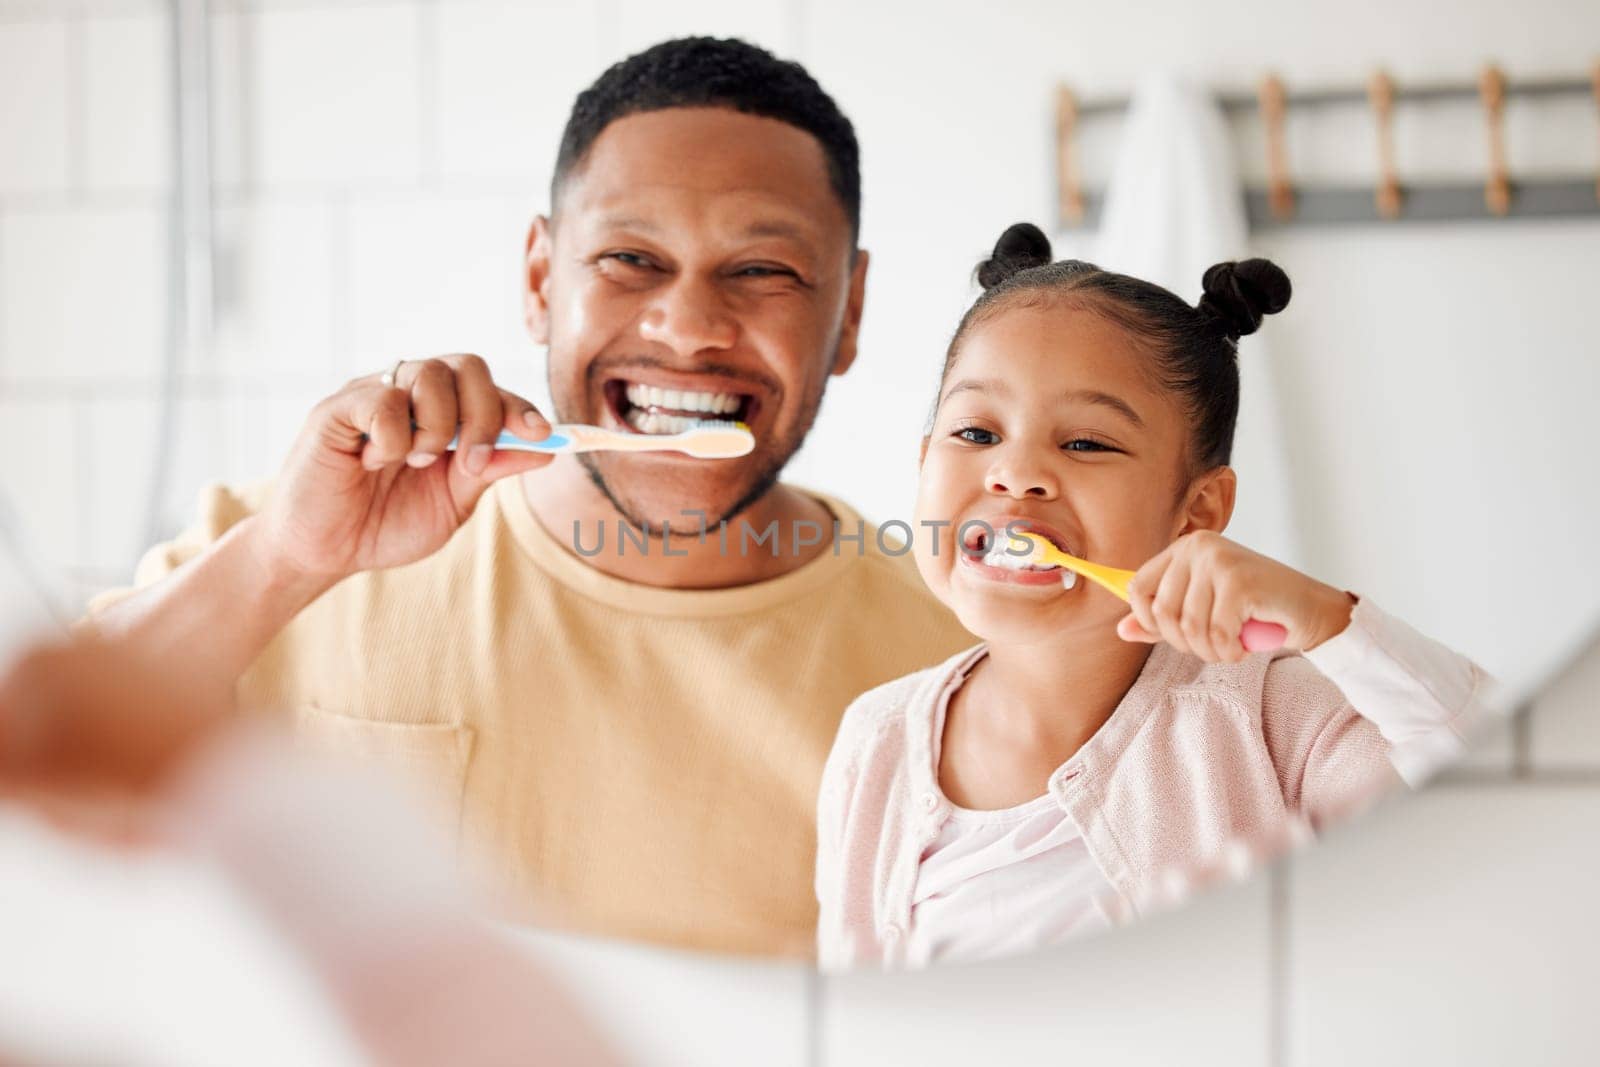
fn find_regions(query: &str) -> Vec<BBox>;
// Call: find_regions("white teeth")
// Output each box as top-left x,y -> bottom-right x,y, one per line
1061,569 -> 1078,589
622,381 -> 743,417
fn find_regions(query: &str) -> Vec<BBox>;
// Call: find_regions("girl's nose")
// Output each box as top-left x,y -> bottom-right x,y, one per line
985,451 -> 1059,500
638,275 -> 739,356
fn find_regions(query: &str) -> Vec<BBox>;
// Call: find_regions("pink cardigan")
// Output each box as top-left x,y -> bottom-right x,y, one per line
815,597 -> 1497,971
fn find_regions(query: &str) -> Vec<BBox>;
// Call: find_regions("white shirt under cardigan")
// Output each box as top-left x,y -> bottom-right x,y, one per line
817,597 -> 1501,971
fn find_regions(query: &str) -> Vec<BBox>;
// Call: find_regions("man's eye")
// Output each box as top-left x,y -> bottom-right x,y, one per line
955,427 -> 999,445
603,252 -> 652,268
735,265 -> 795,278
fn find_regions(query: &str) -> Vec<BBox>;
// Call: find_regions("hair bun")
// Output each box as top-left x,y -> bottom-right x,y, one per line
976,222 -> 1053,290
1198,259 -> 1292,339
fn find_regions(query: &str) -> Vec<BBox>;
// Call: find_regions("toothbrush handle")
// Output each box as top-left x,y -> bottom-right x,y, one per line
1240,618 -> 1288,652
443,428 -> 573,453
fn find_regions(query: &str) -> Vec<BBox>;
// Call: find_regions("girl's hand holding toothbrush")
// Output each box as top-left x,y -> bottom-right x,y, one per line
1116,531 -> 1355,664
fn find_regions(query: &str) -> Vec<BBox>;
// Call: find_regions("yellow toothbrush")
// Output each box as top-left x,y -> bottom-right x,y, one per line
1002,530 -> 1288,652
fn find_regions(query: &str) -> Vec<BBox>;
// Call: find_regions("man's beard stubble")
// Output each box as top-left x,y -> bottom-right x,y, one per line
576,373 -> 827,539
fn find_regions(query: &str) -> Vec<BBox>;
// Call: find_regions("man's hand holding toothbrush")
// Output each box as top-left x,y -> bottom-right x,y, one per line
87,354 -> 552,709
261,353 -> 555,582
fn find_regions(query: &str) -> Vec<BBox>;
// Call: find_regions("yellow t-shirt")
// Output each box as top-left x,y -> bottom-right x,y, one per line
102,476 -> 973,958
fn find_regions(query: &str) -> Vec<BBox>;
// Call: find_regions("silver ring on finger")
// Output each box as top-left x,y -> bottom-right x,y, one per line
379,358 -> 407,389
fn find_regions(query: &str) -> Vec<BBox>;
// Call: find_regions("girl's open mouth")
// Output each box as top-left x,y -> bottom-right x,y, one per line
604,379 -> 760,436
959,520 -> 1081,589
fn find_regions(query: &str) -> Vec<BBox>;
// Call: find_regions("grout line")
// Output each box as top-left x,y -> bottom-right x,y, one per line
594,0 -> 617,63
0,202 -> 7,383
786,0 -> 806,61
327,188 -> 348,371
0,373 -> 339,400
65,0 -> 87,201
0,189 -> 169,212
1511,700 -> 1535,778
235,4 -> 257,197
73,397 -> 93,569
1268,859 -> 1291,1067
0,181 -> 549,214
804,965 -> 823,1067
415,0 -> 438,188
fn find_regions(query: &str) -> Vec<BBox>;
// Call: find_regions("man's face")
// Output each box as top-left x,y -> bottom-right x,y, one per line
525,107 -> 868,533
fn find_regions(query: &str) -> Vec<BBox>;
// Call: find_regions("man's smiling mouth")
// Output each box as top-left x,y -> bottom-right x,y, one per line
604,378 -> 760,435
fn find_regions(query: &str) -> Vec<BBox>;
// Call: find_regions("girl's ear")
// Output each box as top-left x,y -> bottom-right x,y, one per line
1177,465 -> 1237,536
918,434 -> 931,466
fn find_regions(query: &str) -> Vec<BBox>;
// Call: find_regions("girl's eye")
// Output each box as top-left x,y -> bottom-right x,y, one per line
954,426 -> 999,445
1063,438 -> 1115,453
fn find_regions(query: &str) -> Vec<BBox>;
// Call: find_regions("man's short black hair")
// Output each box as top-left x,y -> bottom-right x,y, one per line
553,37 -> 861,241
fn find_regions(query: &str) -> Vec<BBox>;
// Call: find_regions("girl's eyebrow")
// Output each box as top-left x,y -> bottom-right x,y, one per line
1064,388 -> 1145,428
943,377 -> 1144,428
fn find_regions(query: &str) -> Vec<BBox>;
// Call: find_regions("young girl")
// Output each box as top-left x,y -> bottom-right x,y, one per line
814,223 -> 1496,971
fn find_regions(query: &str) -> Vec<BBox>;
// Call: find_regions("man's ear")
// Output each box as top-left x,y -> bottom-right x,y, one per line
830,249 -> 870,377
523,215 -> 554,344
1176,465 -> 1237,537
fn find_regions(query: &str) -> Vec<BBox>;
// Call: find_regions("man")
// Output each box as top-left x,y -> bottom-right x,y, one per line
92,37 -> 972,958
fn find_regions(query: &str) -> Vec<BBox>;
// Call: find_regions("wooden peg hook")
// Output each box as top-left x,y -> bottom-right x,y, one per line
1367,70 -> 1402,219
1258,74 -> 1295,221
1479,64 -> 1511,216
1056,86 -> 1085,227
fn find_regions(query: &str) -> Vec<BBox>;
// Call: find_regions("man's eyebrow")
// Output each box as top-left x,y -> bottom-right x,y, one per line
595,214 -> 658,234
742,219 -> 817,243
1064,388 -> 1144,428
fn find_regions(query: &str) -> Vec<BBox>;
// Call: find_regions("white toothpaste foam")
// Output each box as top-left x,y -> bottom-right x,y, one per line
980,535 -> 1078,589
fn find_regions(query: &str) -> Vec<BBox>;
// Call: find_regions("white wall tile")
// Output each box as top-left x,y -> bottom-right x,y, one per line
0,19 -> 71,194
341,190 -> 539,382
1528,636 -> 1600,772
207,9 -> 247,192
820,875 -> 1272,1066
0,1 -> 160,14
434,0 -> 599,183
0,397 -> 83,578
0,206 -> 167,382
211,196 -> 339,380
610,0 -> 796,60
81,389 -> 161,573
83,10 -> 172,192
1288,785 -> 1600,1066
114,383 -> 317,555
246,3 -> 422,187
502,925 -> 810,1067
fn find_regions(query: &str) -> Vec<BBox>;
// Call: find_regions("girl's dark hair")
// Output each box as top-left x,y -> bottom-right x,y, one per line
944,221 -> 1291,471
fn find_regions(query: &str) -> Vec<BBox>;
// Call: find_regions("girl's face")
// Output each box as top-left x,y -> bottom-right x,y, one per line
913,300 -> 1227,646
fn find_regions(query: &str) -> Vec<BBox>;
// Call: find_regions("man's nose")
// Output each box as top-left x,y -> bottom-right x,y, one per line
985,447 -> 1060,500
638,275 -> 739,356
